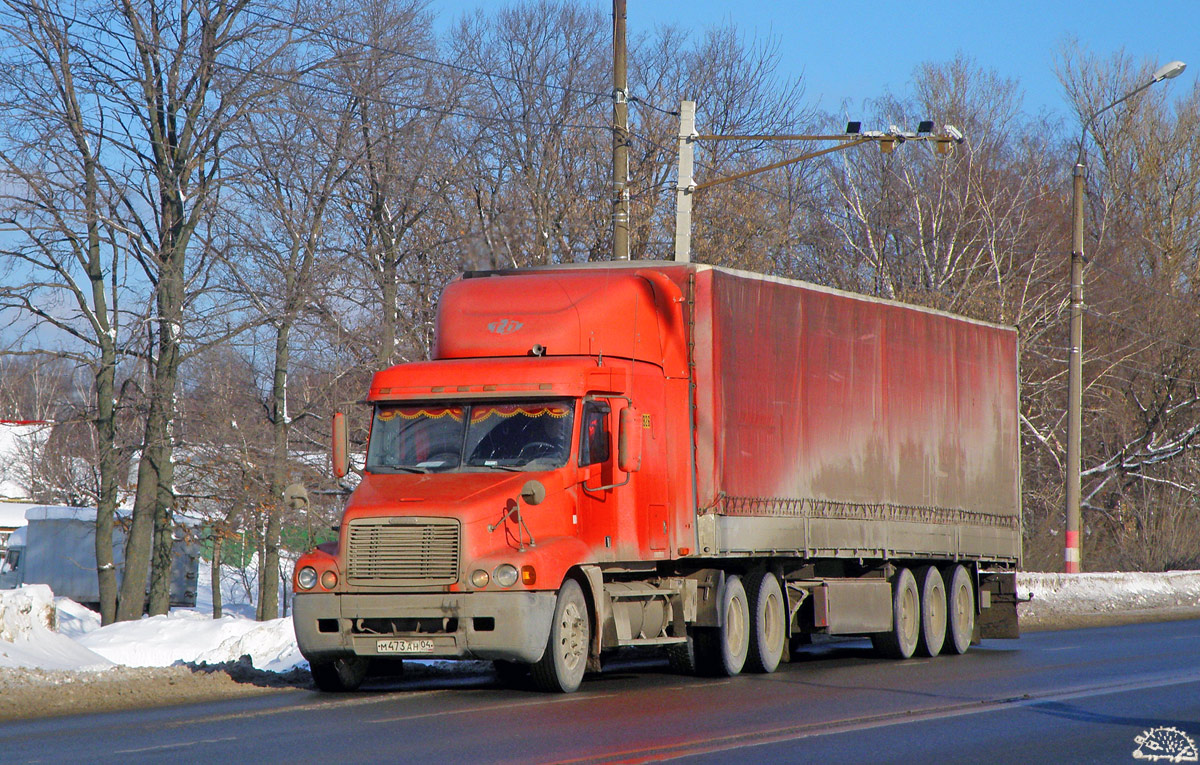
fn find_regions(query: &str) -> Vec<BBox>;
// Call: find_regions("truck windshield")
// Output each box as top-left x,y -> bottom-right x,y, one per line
366,399 -> 575,473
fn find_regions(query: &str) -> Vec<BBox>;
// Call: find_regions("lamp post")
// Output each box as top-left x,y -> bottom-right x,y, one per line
1065,59 -> 1185,574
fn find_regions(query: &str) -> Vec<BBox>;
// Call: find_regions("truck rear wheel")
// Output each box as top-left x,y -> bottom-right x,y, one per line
946,565 -> 975,655
744,570 -> 786,674
694,574 -> 749,676
872,567 -> 920,659
531,578 -> 590,693
310,656 -> 370,692
915,565 -> 947,657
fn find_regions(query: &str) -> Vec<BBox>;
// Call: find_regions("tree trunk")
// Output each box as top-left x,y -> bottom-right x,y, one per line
93,348 -> 120,626
117,249 -> 184,622
259,322 -> 292,621
147,443 -> 176,615
211,529 -> 223,619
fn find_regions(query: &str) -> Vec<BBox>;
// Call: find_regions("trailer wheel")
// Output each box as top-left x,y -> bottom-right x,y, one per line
744,570 -> 786,674
694,574 -> 749,676
310,656 -> 370,692
946,565 -> 975,655
915,566 -> 946,657
872,567 -> 920,659
531,578 -> 590,693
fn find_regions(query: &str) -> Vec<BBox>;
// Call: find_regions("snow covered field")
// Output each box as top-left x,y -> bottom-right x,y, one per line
1,570 -> 1199,675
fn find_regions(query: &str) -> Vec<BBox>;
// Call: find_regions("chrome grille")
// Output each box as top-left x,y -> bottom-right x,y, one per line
346,517 -> 460,586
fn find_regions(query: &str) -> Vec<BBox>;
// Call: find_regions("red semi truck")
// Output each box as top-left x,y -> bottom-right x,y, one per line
292,262 -> 1021,692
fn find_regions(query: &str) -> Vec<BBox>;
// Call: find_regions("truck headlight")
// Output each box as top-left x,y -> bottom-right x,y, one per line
297,566 -> 317,590
470,569 -> 490,588
493,564 -> 519,588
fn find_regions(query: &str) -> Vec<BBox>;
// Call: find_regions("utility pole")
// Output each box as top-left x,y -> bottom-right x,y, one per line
612,0 -> 630,260
1066,161 -> 1084,574
674,100 -> 696,263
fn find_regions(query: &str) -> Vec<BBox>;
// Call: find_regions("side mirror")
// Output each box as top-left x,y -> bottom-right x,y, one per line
332,412 -> 349,478
618,406 -> 642,473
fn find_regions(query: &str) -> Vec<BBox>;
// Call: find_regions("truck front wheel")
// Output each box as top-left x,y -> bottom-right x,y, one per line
310,656 -> 370,692
531,578 -> 591,693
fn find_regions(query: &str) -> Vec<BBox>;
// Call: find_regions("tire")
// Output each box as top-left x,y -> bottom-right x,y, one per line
666,634 -> 699,675
310,656 -> 370,692
531,579 -> 591,693
946,565 -> 975,655
694,574 -> 749,677
871,567 -> 920,659
744,570 -> 786,674
915,565 -> 947,657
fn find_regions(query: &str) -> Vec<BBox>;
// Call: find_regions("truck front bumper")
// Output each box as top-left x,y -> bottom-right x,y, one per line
292,591 -> 557,664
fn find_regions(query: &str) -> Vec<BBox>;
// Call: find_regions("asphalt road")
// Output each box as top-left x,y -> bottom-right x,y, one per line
4,618 -> 1199,764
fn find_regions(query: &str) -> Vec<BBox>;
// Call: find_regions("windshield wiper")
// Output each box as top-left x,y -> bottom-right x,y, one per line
370,465 -> 429,474
468,462 -> 522,472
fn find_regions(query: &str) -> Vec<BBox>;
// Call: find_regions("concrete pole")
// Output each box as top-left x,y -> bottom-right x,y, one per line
1066,161 -> 1085,573
612,0 -> 630,260
674,100 -> 696,262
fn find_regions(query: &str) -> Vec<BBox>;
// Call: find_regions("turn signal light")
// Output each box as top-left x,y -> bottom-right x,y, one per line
520,565 -> 536,585
320,570 -> 338,590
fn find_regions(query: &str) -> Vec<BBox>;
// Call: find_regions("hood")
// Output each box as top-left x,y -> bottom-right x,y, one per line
345,470 -> 567,523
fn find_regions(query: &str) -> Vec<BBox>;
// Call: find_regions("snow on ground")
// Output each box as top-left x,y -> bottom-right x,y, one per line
0,570 -> 1198,676
1018,570 -> 1200,621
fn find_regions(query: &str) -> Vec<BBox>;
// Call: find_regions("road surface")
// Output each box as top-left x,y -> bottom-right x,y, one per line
3,618 -> 1198,764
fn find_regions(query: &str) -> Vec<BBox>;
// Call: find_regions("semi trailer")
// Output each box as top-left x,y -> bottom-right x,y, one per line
292,262 -> 1021,692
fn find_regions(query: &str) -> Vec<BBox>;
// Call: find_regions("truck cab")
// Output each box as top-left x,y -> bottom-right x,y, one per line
293,266 -> 692,692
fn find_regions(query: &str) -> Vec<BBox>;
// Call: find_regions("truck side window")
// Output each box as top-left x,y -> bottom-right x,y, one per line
579,402 -> 610,466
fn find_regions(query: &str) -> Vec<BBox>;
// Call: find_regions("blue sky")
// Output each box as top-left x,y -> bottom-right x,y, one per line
430,1 -> 1195,120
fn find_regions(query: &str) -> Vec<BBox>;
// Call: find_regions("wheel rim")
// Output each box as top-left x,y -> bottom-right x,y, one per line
953,582 -> 971,634
930,584 -> 947,637
901,585 -> 919,642
559,600 -> 587,672
763,591 -> 784,654
725,595 -> 746,654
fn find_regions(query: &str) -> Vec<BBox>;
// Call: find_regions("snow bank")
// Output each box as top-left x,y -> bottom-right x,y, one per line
78,611 -> 304,672
0,585 -> 112,671
1019,570 -> 1200,622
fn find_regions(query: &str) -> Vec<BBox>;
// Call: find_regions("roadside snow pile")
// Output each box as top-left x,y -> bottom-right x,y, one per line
1018,571 -> 1200,626
77,610 -> 304,673
0,585 -> 112,671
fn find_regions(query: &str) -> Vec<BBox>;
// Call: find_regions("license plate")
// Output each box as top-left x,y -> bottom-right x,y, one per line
377,638 -> 435,654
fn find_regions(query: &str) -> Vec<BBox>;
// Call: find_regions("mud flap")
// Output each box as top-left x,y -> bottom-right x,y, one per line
978,571 -> 1021,639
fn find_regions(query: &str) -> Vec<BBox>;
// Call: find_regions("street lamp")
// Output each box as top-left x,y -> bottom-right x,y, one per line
1065,59 -> 1185,574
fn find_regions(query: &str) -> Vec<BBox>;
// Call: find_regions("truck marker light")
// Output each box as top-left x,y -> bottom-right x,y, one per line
471,569 -> 490,588
494,564 -> 519,588
320,571 -> 338,589
678,548 -> 690,556
297,566 -> 317,590
520,566 -> 536,585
